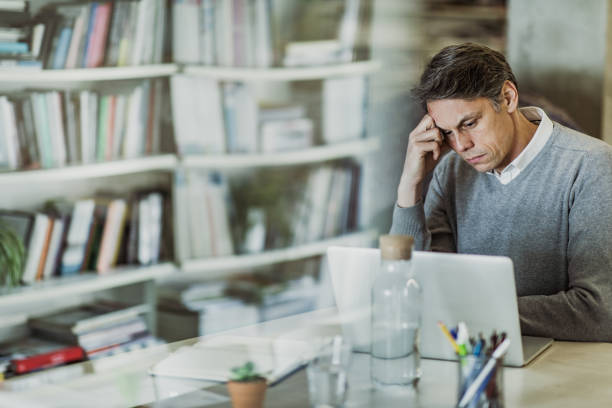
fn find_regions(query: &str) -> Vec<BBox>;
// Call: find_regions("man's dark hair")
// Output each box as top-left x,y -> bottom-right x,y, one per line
412,43 -> 518,111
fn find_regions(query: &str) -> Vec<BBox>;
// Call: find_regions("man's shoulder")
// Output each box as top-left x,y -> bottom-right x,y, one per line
550,123 -> 612,158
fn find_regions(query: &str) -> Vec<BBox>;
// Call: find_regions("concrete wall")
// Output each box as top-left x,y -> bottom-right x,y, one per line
507,0 -> 609,140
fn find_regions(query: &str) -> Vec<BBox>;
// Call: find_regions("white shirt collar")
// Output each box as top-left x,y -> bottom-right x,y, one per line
488,106 -> 553,184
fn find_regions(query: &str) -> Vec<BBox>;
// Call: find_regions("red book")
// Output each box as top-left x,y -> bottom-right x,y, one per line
4,338 -> 85,375
86,2 -> 112,68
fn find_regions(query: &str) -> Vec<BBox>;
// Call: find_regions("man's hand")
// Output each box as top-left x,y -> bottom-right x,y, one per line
397,114 -> 449,207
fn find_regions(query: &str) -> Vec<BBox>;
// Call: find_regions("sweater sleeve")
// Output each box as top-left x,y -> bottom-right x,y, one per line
518,150 -> 612,341
390,166 -> 456,252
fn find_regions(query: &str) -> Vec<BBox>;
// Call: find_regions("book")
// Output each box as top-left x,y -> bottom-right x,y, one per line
222,82 -> 257,153
28,301 -> 148,337
322,75 -> 367,143
95,197 -> 127,273
62,91 -> 80,164
199,0 -> 216,65
2,337 -> 85,375
32,314 -> 148,352
49,14 -> 74,69
63,4 -> 89,69
21,213 -> 50,283
170,75 -> 226,155
253,0 -> 273,67
46,91 -> 67,167
259,118 -> 313,153
150,335 -> 313,386
41,214 -> 66,279
0,95 -> 20,169
33,216 -> 54,281
59,199 -> 95,275
171,0 -> 200,63
0,0 -> 27,12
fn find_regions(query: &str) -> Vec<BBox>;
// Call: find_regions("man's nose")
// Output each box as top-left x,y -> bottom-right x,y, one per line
453,131 -> 474,152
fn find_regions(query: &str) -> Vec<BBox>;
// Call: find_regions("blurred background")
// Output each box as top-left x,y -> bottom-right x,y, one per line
1,0 -> 611,384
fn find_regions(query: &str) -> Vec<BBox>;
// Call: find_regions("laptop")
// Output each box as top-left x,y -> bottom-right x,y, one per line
326,246 -> 553,367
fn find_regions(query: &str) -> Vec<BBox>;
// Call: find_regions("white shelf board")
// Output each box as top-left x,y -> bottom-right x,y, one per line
180,230 -> 377,279
0,263 -> 176,307
0,154 -> 177,184
182,138 -> 380,168
182,60 -> 382,81
0,64 -> 179,83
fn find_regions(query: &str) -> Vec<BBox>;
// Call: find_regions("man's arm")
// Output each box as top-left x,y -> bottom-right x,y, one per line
391,165 -> 456,252
519,151 -> 612,341
391,114 -> 453,250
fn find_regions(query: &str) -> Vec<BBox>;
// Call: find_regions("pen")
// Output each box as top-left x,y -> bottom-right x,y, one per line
437,321 -> 462,355
473,339 -> 483,356
457,322 -> 469,355
458,338 -> 511,408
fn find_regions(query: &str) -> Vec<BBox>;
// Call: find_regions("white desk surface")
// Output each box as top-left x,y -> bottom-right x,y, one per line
2,308 -> 611,408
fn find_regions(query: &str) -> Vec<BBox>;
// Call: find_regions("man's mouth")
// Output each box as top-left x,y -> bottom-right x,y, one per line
466,154 -> 485,164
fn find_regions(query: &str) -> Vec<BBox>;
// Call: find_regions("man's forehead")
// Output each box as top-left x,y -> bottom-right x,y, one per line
426,98 -> 487,128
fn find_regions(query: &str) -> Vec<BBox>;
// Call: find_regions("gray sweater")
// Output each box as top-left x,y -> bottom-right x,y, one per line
391,123 -> 612,341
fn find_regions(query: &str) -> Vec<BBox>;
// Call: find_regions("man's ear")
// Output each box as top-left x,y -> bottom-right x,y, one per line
502,80 -> 519,113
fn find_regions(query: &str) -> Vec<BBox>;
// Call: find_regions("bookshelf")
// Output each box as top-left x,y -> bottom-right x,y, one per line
0,263 -> 174,308
0,0 -> 379,385
182,60 -> 381,81
182,137 -> 379,169
180,229 -> 376,279
0,64 -> 179,83
0,154 -> 177,183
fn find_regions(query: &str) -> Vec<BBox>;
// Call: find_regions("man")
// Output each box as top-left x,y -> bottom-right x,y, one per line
391,43 -> 612,341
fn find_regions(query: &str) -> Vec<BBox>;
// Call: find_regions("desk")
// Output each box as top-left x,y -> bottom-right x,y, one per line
1,308 -> 611,408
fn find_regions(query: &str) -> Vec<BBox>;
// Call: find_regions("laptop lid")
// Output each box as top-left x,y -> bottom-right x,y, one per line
326,246 -> 552,367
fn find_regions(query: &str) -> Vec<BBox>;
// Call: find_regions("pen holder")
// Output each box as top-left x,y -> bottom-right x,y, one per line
456,354 -> 504,408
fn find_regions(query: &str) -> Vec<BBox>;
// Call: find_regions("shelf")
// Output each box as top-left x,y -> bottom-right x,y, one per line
179,230 -> 377,279
182,60 -> 382,81
182,138 -> 380,168
0,139 -> 378,180
0,155 -> 177,184
417,5 -> 506,21
0,263 -> 176,308
0,64 -> 179,83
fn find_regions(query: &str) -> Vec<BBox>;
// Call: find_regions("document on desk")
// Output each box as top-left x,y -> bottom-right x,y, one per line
149,335 -> 314,386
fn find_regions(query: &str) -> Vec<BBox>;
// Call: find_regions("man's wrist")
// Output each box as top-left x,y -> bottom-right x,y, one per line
397,183 -> 422,208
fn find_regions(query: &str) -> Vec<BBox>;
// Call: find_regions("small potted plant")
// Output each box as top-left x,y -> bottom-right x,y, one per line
226,361 -> 267,408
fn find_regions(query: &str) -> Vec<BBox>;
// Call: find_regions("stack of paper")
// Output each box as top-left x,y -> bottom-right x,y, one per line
150,335 -> 314,386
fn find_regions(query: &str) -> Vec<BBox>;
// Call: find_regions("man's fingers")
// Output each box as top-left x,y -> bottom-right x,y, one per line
413,114 -> 436,134
413,140 -> 443,159
411,127 -> 443,144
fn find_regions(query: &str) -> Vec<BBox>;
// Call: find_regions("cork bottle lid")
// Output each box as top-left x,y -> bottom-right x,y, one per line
379,235 -> 414,260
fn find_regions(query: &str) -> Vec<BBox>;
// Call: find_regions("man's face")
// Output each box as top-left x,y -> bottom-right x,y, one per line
427,97 -> 517,173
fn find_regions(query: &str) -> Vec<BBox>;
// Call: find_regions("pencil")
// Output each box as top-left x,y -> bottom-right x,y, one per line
437,321 -> 461,354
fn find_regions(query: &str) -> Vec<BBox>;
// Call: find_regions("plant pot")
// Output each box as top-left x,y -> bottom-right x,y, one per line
227,379 -> 267,408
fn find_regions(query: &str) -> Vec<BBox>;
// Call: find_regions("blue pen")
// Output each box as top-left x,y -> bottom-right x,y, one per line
473,339 -> 483,356
450,327 -> 458,340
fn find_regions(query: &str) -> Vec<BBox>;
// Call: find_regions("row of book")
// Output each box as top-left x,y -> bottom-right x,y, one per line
172,0 -> 274,67
0,190 -> 167,285
157,271 -> 319,341
292,164 -> 360,246
37,0 -> 168,69
172,164 -> 359,262
171,0 -> 363,68
0,79 -> 165,171
1,300 -> 162,382
170,75 -> 368,155
0,0 -> 41,69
